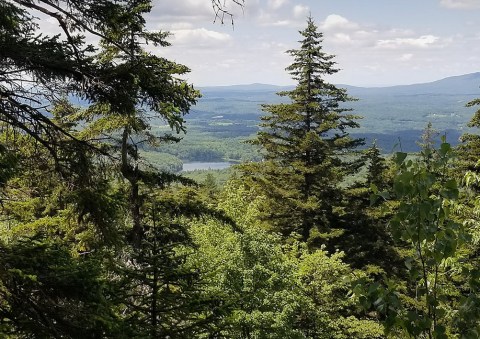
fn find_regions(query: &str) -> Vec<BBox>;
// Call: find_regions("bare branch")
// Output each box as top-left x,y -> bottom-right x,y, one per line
211,0 -> 245,26
11,0 -> 127,54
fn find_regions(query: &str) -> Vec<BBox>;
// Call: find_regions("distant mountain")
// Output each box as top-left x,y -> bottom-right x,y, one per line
342,72 -> 480,96
193,72 -> 480,152
200,83 -> 292,93
66,73 -> 480,153
201,72 -> 480,96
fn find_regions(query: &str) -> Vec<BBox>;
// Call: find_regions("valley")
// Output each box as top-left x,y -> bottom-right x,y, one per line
144,72 -> 480,173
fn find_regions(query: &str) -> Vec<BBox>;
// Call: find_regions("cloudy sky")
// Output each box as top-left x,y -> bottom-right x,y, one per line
140,0 -> 480,87
34,0 -> 480,87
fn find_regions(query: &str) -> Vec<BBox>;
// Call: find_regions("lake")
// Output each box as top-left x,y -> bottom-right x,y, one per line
182,162 -> 232,172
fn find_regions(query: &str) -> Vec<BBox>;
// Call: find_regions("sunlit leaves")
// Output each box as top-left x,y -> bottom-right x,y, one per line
360,141 -> 477,338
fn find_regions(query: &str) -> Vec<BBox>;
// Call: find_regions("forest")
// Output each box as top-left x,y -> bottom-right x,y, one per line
1,0 -> 480,338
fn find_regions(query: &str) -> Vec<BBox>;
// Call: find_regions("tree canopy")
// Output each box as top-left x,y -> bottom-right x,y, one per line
1,3 -> 480,338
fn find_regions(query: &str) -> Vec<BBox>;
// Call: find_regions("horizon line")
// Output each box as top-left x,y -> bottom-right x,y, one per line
196,71 -> 480,89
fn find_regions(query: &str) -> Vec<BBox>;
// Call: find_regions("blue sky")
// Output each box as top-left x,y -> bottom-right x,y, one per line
148,0 -> 480,87
38,0 -> 480,87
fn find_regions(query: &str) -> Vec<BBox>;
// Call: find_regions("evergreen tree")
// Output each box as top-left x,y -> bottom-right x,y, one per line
339,141 -> 401,274
0,236 -> 120,338
0,2 -> 242,337
356,141 -> 476,338
244,16 -> 363,242
1,1 -> 200,248
455,99 -> 480,191
72,0 -> 200,246
363,140 -> 390,191
114,201 -> 217,338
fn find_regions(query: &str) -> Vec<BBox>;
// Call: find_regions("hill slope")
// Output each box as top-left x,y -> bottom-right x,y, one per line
340,72 -> 480,97
193,73 -> 480,152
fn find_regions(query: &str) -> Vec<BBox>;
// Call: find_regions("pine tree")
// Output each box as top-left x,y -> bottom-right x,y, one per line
114,201 -> 215,338
455,99 -> 480,191
363,140 -> 389,191
0,236 -> 120,337
75,0 -> 200,246
337,141 -> 402,273
244,16 -> 363,242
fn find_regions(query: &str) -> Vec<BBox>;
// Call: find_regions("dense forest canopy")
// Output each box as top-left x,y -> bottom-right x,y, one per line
1,1 -> 480,338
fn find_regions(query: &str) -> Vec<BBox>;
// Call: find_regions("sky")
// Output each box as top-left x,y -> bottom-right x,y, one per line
143,0 -> 480,87
39,0 -> 480,87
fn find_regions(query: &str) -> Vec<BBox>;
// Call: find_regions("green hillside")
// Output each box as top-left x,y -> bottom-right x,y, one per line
148,73 -> 480,165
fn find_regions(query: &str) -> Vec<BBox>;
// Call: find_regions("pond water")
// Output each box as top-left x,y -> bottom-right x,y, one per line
182,162 -> 232,172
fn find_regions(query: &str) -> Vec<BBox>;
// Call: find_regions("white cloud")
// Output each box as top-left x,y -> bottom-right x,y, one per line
318,15 -> 377,47
321,14 -> 359,31
270,20 -> 292,26
399,53 -> 414,61
256,10 -> 284,26
261,41 -> 288,50
440,0 -> 480,9
170,28 -> 232,47
332,33 -> 352,44
256,3 -> 309,27
268,0 -> 289,10
128,2 -> 480,87
387,28 -> 416,36
293,5 -> 309,19
376,35 -> 441,49
168,22 -> 194,30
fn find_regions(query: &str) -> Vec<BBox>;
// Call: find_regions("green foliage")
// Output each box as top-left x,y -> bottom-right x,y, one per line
113,202 -> 217,338
186,179 -> 382,338
1,0 -> 202,245
0,236 -> 119,338
455,98 -> 480,197
190,218 -> 306,338
295,249 -> 383,338
0,126 -> 123,249
356,140 -> 478,338
0,2 -> 225,337
3,1 -> 480,338
139,151 -> 184,173
449,158 -> 480,337
243,16 -> 363,242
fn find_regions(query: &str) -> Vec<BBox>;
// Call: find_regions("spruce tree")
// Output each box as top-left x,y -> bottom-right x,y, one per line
339,141 -> 401,273
363,141 -> 389,191
245,16 -> 363,242
0,237 -> 120,337
456,99 -> 480,191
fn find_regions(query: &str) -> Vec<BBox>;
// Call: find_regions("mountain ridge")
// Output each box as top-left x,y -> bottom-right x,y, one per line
192,72 -> 480,153
200,72 -> 480,96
